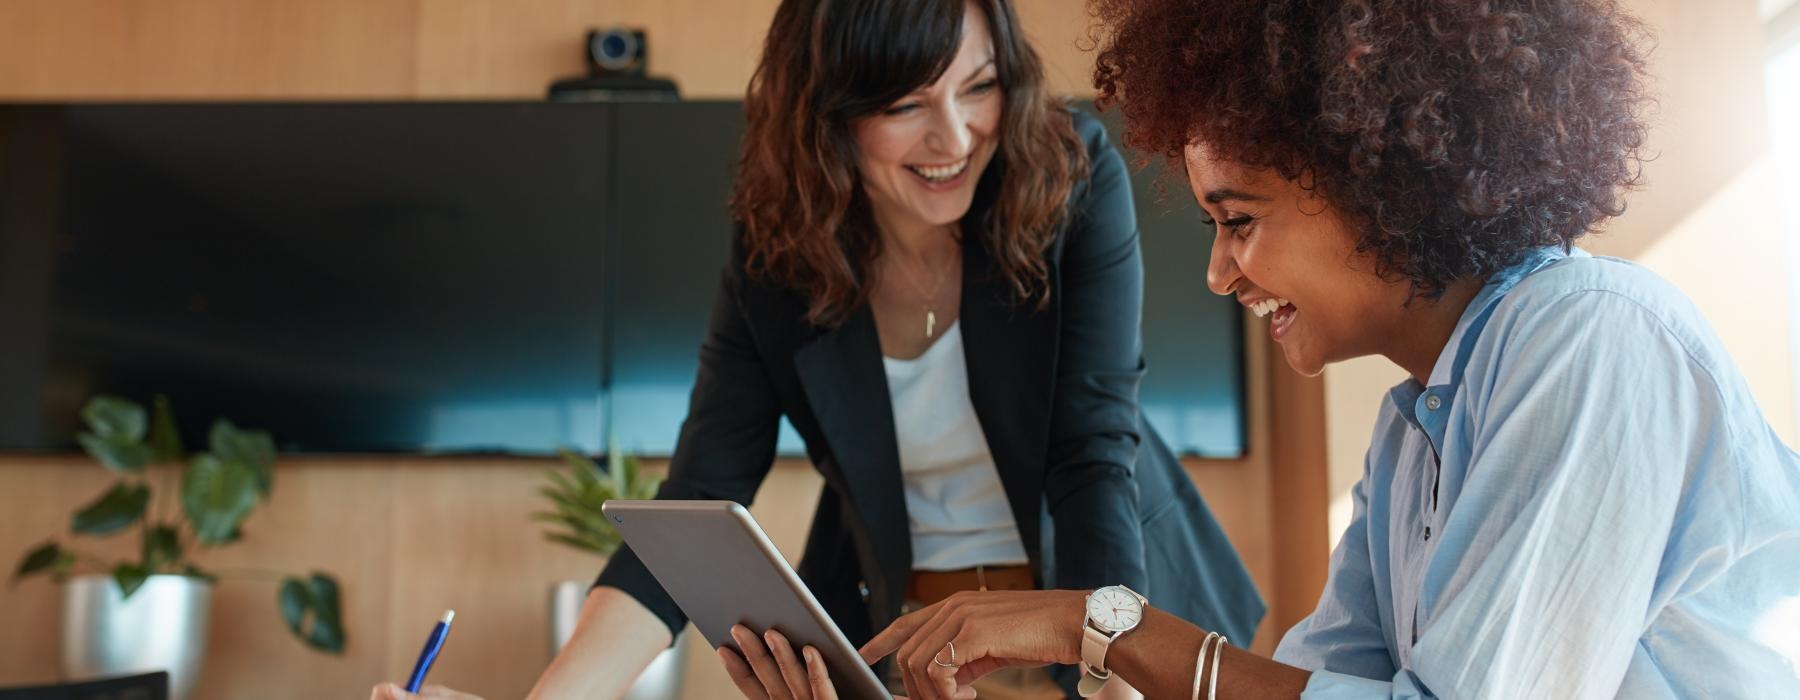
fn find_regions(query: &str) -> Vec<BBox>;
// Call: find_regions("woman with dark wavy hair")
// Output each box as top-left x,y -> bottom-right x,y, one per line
769,0 -> 1799,698
367,1 -> 1262,699
611,0 -> 1265,697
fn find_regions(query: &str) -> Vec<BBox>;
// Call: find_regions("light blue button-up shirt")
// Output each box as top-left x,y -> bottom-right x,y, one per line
1273,247 -> 1800,698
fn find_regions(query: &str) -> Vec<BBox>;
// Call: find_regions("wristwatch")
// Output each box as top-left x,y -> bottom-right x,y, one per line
1078,585 -> 1147,697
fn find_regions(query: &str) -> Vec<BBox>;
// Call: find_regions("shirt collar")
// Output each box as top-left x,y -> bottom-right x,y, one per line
1387,246 -> 1581,423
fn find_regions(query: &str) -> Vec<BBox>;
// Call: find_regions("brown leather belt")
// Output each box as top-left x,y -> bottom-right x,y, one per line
905,565 -> 1034,607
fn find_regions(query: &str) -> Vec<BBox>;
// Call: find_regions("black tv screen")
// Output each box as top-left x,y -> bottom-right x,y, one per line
0,101 -> 1240,458
0,103 -> 615,454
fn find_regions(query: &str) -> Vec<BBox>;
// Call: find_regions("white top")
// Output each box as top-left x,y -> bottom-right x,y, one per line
882,321 -> 1031,571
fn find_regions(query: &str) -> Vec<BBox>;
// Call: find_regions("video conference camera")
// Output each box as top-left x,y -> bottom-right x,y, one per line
548,27 -> 680,102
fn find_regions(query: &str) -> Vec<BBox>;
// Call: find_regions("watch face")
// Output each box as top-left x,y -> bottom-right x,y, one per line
1086,586 -> 1143,633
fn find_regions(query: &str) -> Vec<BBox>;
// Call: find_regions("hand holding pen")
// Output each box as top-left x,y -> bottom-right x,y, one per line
370,610 -> 487,700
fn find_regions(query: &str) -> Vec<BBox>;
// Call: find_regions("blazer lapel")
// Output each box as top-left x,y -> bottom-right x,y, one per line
792,306 -> 913,615
959,234 -> 1057,569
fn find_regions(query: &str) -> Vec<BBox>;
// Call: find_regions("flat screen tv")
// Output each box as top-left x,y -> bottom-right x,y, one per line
0,101 -> 1241,458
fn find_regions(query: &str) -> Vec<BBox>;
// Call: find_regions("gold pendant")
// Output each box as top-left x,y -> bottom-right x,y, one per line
926,310 -> 936,338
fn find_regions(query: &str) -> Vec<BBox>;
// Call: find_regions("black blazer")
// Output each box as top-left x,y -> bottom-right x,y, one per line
597,111 -> 1265,682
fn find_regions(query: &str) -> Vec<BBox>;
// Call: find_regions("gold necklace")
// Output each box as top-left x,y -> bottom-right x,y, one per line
895,250 -> 956,338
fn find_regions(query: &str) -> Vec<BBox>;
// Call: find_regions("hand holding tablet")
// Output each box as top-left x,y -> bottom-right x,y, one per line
602,500 -> 894,700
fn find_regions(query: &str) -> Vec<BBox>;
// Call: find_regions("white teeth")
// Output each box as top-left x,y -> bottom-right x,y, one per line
1250,298 -> 1291,318
907,158 -> 969,182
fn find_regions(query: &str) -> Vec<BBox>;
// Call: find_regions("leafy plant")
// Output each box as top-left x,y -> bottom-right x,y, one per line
533,439 -> 661,557
11,395 -> 346,654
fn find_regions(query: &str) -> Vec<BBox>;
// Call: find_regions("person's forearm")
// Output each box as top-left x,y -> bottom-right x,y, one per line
1107,608 -> 1311,699
1047,464 -> 1149,607
527,585 -> 673,700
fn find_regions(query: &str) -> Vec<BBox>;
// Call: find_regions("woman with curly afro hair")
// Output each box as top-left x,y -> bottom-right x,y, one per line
781,1 -> 1800,699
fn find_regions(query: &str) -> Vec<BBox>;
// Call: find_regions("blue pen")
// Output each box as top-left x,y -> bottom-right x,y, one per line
405,609 -> 455,693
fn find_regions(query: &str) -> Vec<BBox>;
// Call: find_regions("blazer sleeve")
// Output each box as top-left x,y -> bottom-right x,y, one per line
593,246 -> 784,640
1045,112 -> 1151,594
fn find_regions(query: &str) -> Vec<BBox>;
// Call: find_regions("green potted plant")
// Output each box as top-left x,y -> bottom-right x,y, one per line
12,395 -> 345,700
534,441 -> 683,700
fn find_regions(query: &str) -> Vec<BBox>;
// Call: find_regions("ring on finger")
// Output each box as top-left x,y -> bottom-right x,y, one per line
931,641 -> 959,668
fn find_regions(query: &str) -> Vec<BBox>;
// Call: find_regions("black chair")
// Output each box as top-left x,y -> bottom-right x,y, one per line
0,672 -> 168,700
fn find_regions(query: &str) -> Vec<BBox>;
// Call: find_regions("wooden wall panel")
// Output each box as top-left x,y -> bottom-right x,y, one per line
0,0 -> 1098,101
411,0 -> 590,98
0,457 -> 134,687
1013,0 -> 1102,97
1266,354 -> 1330,635
0,0 -> 421,99
193,461 -> 400,697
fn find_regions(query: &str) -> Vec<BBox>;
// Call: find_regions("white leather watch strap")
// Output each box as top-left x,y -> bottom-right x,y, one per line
1079,624 -> 1115,696
1081,624 -> 1114,675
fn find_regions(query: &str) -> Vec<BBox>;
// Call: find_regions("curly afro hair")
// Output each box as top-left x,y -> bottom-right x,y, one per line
1091,0 -> 1652,298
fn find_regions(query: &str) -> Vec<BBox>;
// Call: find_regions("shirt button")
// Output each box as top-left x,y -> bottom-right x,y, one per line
1424,526 -> 1432,541
1425,395 -> 1442,411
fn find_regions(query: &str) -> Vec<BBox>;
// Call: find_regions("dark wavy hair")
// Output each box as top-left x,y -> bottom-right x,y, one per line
1091,0 -> 1651,298
732,0 -> 1087,326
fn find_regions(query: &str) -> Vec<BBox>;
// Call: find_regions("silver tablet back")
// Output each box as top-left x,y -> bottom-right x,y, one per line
601,499 -> 891,699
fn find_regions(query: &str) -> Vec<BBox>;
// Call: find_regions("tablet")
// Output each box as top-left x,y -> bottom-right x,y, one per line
601,500 -> 892,699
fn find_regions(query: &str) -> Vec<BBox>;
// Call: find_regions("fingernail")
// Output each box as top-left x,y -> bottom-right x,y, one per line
804,647 -> 819,663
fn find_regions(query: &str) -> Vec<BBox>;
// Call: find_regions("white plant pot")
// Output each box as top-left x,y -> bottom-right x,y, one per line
62,574 -> 212,700
552,580 -> 688,700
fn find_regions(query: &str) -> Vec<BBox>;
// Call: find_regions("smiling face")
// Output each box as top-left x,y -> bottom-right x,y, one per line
1187,145 -> 1412,377
850,1 -> 1003,234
